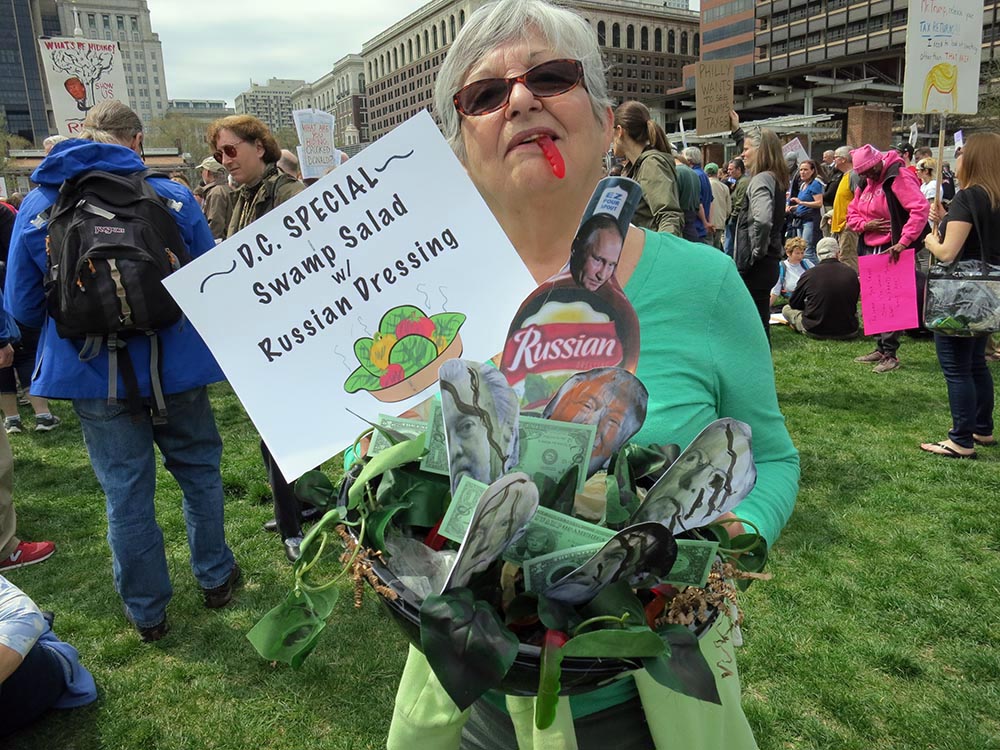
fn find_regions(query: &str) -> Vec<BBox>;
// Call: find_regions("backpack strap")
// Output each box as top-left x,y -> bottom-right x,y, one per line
147,332 -> 168,425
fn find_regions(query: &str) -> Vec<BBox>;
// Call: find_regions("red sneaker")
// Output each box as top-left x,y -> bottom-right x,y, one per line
0,541 -> 56,570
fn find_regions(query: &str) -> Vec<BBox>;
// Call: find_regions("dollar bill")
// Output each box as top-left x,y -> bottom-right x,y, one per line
522,543 -> 604,593
368,415 -> 428,456
437,475 -> 489,543
660,539 -> 719,588
419,401 -> 449,475
501,506 -> 614,565
513,416 -> 595,494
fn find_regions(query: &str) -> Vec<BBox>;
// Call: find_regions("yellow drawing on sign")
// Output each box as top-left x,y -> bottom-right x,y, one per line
922,63 -> 958,111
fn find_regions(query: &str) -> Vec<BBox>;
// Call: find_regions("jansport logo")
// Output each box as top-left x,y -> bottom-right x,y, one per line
94,225 -> 125,235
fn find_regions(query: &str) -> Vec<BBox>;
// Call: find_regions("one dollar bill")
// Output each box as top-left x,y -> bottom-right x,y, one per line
522,543 -> 604,592
437,475 -> 489,542
660,539 -> 719,588
419,401 -> 449,475
513,416 -> 595,494
368,414 -> 428,456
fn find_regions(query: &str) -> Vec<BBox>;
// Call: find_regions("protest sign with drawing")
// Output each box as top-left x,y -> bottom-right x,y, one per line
695,61 -> 734,136
292,109 -> 341,180
37,37 -> 129,136
902,0 -> 984,115
164,111 -> 537,480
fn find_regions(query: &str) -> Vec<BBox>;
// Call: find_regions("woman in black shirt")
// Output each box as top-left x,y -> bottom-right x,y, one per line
921,133 -> 1000,458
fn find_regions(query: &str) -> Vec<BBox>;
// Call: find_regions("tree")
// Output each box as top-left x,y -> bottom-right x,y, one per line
144,114 -> 212,163
272,126 -> 300,151
953,58 -> 1000,133
0,112 -> 33,197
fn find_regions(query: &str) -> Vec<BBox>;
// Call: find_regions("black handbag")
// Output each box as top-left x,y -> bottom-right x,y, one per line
923,195 -> 1000,337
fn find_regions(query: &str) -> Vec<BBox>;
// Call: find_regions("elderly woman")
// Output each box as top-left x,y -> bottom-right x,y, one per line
206,115 -> 308,561
386,2 -> 799,748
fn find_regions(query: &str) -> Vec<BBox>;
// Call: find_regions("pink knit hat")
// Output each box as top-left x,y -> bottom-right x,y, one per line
851,145 -> 884,174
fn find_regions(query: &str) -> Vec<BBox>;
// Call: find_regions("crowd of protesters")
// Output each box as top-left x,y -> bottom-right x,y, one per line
0,1 -> 995,734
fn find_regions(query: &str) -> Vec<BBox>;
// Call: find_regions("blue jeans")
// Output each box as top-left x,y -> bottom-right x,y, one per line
723,219 -> 736,257
934,335 -> 995,449
73,387 -> 234,628
797,220 -> 819,265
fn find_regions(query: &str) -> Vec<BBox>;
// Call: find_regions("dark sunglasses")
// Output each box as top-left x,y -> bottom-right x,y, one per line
212,140 -> 245,163
453,59 -> 584,117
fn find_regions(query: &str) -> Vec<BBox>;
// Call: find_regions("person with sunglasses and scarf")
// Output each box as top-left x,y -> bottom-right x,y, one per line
385,1 -> 799,748
206,115 -> 312,562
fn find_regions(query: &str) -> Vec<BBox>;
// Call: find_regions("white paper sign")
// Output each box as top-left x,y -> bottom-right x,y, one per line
293,109 -> 338,180
164,112 -> 537,480
903,0 -> 984,114
781,137 -> 810,166
954,129 -> 964,148
37,37 -> 129,137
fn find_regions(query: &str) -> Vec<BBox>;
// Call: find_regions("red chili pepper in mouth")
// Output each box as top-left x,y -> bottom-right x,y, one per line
537,135 -> 565,179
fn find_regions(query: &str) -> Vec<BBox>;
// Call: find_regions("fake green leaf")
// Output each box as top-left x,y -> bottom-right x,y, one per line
295,505 -> 348,570
365,501 -> 413,552
246,589 -> 328,669
388,335 -> 438,378
348,432 -> 427,509
604,473 -> 630,528
385,469 -> 450,528
625,443 -> 680,485
541,465 -> 578,516
561,627 -> 665,659
420,588 -> 520,711
380,305 -> 427,335
730,534 -> 768,590
294,470 -> 337,509
537,593 -> 582,634
353,338 -> 381,376
643,624 -> 721,704
429,312 -> 466,343
344,366 -> 381,393
580,581 -> 646,624
535,630 -> 568,730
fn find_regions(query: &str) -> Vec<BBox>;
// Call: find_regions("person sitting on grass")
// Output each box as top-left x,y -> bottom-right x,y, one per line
769,237 -> 814,311
781,237 -> 860,340
0,575 -> 97,739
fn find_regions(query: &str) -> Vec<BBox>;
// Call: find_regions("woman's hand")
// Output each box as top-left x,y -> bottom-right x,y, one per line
929,201 -> 947,224
864,218 -> 889,233
729,110 -> 740,132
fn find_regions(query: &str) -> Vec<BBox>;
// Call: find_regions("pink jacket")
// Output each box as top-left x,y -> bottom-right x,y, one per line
846,151 -> 928,249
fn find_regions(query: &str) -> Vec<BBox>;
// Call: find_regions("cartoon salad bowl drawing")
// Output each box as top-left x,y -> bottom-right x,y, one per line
344,305 -> 466,402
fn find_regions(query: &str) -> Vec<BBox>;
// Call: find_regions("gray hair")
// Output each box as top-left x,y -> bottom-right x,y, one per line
434,0 -> 611,161
42,134 -> 68,153
682,146 -> 702,167
834,145 -> 852,161
80,100 -> 143,146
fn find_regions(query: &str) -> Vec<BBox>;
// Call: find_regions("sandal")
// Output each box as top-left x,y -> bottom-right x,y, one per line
973,434 -> 998,447
919,441 -> 977,459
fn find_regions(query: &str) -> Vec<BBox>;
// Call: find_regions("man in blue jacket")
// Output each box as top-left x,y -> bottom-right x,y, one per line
5,101 -> 239,642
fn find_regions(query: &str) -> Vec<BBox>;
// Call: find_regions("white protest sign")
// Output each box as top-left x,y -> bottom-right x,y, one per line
954,130 -> 964,148
164,112 -> 537,480
37,37 -> 129,137
781,137 -> 810,166
293,109 -> 337,180
903,0 -> 984,114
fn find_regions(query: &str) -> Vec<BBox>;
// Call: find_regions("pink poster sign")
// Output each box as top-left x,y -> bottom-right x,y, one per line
858,249 -> 918,336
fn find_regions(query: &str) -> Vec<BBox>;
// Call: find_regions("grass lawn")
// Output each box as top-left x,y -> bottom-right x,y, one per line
4,325 -> 999,750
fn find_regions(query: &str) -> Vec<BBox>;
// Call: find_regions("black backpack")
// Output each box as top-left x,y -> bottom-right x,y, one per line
43,170 -> 193,421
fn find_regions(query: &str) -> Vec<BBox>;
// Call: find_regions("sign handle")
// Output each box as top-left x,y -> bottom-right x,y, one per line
931,113 -> 946,237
